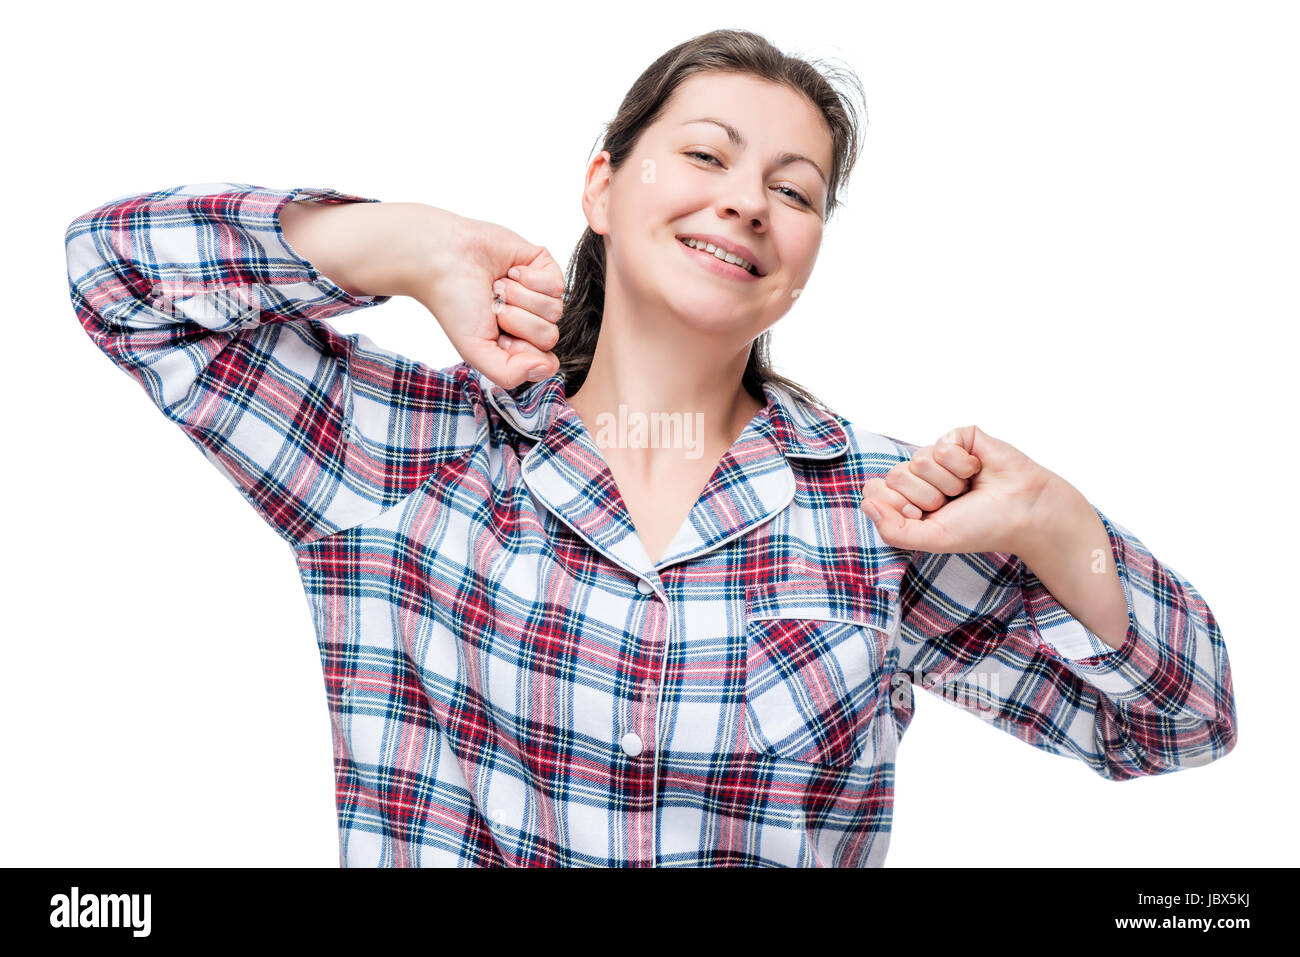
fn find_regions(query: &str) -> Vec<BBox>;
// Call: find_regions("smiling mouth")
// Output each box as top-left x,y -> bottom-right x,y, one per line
677,237 -> 762,277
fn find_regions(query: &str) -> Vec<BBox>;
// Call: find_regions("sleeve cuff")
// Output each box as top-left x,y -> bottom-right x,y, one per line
267,184 -> 393,314
1018,504 -> 1173,710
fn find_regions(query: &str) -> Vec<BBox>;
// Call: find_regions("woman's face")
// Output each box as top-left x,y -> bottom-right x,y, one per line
585,71 -> 834,342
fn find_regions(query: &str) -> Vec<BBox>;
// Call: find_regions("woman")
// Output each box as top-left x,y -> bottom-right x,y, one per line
64,29 -> 1236,867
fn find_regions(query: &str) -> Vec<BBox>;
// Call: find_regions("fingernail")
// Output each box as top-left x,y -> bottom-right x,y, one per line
493,279 -> 504,297
903,504 -> 923,519
526,365 -> 549,381
862,501 -> 881,522
508,267 -> 521,280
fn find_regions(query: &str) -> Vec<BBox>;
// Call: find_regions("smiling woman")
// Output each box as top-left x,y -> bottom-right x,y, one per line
552,30 -> 867,410
64,26 -> 1236,869
555,48 -> 868,573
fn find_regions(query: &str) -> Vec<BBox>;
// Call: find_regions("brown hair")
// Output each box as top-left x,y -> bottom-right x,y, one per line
548,28 -> 868,412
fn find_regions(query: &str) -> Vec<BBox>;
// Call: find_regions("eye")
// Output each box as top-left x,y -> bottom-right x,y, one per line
687,151 -> 815,209
774,185 -> 812,207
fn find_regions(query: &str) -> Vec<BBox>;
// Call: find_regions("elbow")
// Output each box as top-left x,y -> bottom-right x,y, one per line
65,212 -> 104,315
1095,701 -> 1238,782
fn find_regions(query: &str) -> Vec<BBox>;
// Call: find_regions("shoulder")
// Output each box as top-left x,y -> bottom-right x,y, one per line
823,411 -> 923,482
773,396 -> 920,511
841,417 -> 920,462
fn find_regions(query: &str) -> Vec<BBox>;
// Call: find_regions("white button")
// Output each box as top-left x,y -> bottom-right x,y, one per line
637,579 -> 653,595
491,807 -> 506,824
641,679 -> 656,699
620,732 -> 643,757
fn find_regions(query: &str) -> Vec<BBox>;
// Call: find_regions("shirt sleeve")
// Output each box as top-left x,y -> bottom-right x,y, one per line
888,449 -> 1238,782
65,182 -> 480,547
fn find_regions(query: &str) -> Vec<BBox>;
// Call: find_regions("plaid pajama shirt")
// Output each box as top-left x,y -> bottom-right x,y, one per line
64,182 -> 1238,867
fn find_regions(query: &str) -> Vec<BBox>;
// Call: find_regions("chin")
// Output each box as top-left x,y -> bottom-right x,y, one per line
667,294 -> 764,335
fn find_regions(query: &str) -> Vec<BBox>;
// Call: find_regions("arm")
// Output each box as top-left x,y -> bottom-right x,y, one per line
886,438 -> 1238,781
277,196 -> 460,301
64,182 -> 476,547
1013,472 -> 1131,651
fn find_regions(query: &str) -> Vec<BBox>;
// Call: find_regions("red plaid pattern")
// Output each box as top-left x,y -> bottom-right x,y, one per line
65,182 -> 1238,866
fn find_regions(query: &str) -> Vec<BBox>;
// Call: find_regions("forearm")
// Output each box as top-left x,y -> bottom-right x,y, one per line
279,199 -> 453,301
1012,472 -> 1132,651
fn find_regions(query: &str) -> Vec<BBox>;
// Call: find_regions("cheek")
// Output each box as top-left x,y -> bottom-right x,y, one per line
780,232 -> 822,286
608,177 -> 684,257
782,225 -> 822,266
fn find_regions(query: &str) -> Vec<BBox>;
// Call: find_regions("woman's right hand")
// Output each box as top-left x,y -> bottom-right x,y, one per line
406,207 -> 565,390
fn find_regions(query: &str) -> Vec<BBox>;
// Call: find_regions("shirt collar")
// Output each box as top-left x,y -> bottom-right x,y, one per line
475,365 -> 849,462
475,364 -> 851,578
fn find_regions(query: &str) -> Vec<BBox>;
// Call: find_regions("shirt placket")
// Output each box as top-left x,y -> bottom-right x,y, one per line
628,574 -> 668,865
490,376 -> 825,867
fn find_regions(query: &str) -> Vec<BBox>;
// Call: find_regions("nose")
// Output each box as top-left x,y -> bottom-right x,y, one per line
719,186 -> 768,231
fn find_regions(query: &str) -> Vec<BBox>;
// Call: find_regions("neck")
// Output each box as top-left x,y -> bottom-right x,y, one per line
565,297 -> 766,477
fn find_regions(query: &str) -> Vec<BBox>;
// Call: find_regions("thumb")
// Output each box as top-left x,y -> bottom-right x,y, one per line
499,233 -> 555,277
523,243 -> 560,273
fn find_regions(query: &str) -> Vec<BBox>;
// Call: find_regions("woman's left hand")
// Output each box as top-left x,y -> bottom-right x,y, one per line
860,425 -> 1057,555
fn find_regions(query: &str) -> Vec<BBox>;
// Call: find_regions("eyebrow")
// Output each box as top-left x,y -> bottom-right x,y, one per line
680,117 -> 828,186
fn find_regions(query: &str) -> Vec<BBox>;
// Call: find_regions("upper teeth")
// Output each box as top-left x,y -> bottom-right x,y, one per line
681,237 -> 757,274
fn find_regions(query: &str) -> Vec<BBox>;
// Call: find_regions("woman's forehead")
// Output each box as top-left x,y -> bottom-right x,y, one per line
654,75 -> 833,171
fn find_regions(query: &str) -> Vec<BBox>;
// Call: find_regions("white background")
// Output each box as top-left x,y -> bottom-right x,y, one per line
4,0 -> 1294,867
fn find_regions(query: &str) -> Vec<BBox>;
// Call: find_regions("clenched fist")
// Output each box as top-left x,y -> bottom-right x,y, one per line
860,425 -> 1057,555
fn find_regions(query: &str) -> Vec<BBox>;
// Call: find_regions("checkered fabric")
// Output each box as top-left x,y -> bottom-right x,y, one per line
64,183 -> 1238,866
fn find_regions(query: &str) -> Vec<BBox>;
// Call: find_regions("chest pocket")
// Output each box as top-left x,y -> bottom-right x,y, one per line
742,577 -> 895,769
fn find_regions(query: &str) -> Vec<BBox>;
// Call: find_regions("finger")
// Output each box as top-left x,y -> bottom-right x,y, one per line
497,276 -> 563,324
885,462 -> 949,512
907,447 -> 970,498
495,332 -> 528,354
933,438 -> 981,479
494,331 -> 554,367
463,336 -> 557,389
506,261 -> 565,299
940,425 -> 976,453
493,298 -> 561,353
502,259 -> 564,297
860,494 -> 949,553
862,477 -> 925,520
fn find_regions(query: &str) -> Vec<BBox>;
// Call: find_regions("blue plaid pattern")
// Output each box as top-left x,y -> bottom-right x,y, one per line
65,182 -> 1238,866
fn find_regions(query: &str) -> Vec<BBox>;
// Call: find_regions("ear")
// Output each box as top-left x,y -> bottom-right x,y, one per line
581,150 -> 614,237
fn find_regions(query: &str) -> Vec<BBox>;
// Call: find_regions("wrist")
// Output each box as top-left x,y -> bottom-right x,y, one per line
387,203 -> 468,300
280,199 -> 458,301
345,202 -> 462,301
1009,469 -> 1084,564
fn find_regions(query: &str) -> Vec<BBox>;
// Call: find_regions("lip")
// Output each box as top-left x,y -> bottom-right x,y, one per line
674,233 -> 766,277
677,236 -> 761,283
